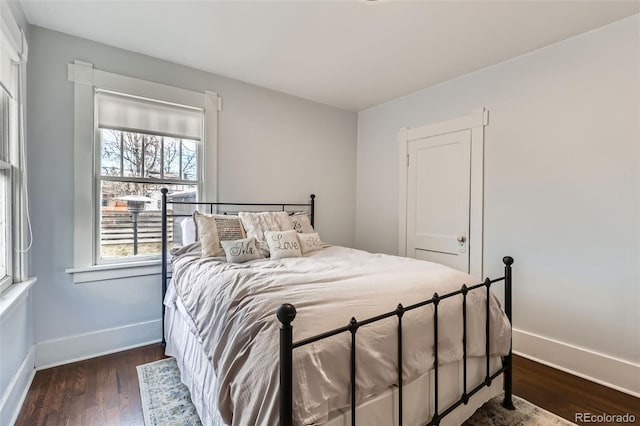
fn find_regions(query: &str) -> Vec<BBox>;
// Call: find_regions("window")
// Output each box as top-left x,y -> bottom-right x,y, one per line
0,88 -> 12,293
67,60 -> 218,282
95,91 -> 203,263
0,9 -> 27,293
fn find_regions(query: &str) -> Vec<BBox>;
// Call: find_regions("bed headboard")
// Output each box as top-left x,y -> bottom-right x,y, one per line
159,188 -> 316,346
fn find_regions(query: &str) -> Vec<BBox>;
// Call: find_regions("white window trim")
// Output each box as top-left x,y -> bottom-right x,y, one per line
66,60 -> 219,283
0,276 -> 36,322
0,164 -> 12,295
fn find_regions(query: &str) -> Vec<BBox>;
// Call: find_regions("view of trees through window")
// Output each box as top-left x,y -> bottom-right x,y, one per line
99,129 -> 198,260
100,129 -> 197,180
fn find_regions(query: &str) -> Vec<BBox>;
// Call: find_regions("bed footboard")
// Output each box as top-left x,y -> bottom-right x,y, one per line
277,256 -> 515,426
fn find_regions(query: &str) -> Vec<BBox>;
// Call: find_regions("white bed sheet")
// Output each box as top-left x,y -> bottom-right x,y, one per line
164,282 -> 503,426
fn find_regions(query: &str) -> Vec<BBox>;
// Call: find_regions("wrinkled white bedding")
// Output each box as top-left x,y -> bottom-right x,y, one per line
171,245 -> 511,426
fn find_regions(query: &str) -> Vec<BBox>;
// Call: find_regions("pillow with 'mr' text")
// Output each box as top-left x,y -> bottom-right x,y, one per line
220,237 -> 261,263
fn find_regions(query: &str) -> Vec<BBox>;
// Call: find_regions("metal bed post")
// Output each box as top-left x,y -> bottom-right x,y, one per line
461,284 -> 469,405
277,303 -> 296,426
502,256 -> 515,410
349,317 -> 359,426
396,303 -> 404,426
432,293 -> 441,426
161,188 -> 168,347
310,194 -> 316,227
485,278 -> 491,387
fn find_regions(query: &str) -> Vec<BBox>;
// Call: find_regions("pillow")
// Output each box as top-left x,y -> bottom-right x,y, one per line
264,230 -> 302,260
221,237 -> 261,263
180,217 -> 196,245
297,232 -> 323,255
238,211 -> 294,257
192,211 -> 246,257
289,211 -> 314,234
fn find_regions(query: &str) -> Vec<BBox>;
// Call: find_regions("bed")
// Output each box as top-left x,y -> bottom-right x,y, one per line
160,189 -> 515,426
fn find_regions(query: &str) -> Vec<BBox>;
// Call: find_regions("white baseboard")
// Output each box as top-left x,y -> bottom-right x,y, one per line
35,319 -> 162,370
513,328 -> 640,397
0,345 -> 35,426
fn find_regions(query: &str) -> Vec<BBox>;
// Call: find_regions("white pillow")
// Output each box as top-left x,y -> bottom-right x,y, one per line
180,217 -> 197,245
193,211 -> 246,257
238,211 -> 294,257
289,211 -> 314,234
264,230 -> 302,260
221,237 -> 262,263
297,232 -> 323,254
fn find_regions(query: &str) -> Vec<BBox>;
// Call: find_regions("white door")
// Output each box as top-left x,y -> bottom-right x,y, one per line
406,130 -> 471,273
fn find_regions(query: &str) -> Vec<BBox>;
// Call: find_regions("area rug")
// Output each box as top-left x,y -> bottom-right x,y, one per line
137,357 -> 576,426
137,358 -> 203,426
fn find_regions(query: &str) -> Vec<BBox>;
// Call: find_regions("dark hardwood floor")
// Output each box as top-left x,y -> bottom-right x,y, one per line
15,345 -> 166,426
15,345 -> 639,425
512,356 -> 640,425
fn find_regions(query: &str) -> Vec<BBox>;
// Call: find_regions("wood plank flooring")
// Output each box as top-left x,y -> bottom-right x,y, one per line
512,356 -> 640,425
15,345 -> 639,425
15,345 -> 166,426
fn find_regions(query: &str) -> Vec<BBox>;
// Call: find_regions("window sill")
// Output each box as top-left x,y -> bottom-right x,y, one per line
0,277 -> 37,322
66,260 -> 161,284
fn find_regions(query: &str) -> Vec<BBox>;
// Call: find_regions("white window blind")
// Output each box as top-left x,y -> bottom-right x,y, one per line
96,91 -> 203,141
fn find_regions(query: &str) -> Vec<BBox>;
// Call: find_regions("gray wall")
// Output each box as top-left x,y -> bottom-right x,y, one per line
27,25 -> 357,354
356,14 -> 639,385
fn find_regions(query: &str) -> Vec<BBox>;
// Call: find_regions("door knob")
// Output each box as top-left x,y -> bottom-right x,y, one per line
457,235 -> 466,243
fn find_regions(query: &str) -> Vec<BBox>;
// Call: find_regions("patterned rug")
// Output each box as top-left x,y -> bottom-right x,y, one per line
137,358 -> 203,426
137,358 -> 575,426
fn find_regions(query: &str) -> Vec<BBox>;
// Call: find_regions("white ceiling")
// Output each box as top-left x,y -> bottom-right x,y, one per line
19,0 -> 640,111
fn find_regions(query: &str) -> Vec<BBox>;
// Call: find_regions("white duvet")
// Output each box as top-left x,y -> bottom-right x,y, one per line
171,245 -> 511,426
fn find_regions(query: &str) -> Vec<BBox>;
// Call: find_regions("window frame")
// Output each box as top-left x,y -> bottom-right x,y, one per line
0,62 -> 16,294
0,163 -> 12,294
66,60 -> 219,283
0,92 -> 11,293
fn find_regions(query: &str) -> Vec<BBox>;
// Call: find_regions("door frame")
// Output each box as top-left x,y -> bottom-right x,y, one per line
398,108 -> 488,279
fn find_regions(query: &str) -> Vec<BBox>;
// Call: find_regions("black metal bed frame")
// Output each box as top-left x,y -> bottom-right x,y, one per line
276,257 -> 515,426
160,187 -> 316,346
159,187 -> 514,425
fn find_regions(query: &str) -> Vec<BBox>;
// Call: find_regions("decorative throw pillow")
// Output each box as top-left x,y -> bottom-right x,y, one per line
297,232 -> 323,255
238,211 -> 294,257
193,211 -> 246,257
264,230 -> 302,260
289,211 -> 314,234
221,238 -> 261,263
